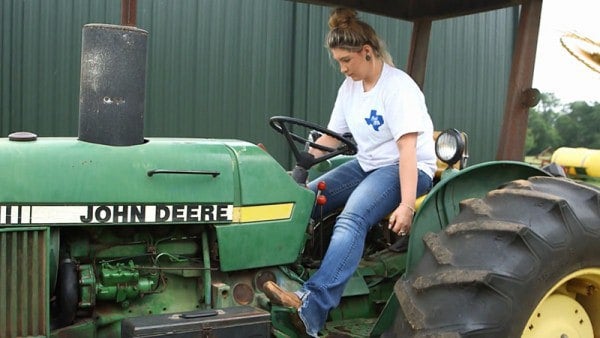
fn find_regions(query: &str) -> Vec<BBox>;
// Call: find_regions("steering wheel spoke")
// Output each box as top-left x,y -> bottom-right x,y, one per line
269,116 -> 357,172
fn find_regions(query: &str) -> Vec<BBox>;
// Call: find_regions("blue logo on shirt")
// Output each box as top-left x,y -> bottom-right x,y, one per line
365,110 -> 384,131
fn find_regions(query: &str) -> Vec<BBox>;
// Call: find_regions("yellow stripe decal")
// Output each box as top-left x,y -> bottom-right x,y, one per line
232,203 -> 294,223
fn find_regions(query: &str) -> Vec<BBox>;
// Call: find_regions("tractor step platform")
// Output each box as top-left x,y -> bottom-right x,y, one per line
121,306 -> 270,337
323,318 -> 378,337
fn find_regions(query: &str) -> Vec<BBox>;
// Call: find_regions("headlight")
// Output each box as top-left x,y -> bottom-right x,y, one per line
435,129 -> 465,167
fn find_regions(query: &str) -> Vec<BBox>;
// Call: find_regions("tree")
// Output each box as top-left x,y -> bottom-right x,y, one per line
526,93 -> 600,156
525,93 -> 563,155
555,101 -> 600,148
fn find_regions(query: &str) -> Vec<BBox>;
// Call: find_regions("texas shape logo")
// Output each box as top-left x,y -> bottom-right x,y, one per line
365,110 -> 384,131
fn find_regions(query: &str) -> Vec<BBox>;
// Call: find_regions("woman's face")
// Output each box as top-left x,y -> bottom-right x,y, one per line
331,47 -> 369,81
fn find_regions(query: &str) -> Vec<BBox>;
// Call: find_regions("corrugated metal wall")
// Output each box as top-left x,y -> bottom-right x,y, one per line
1,0 -> 120,137
426,8 -> 517,161
0,0 -> 516,166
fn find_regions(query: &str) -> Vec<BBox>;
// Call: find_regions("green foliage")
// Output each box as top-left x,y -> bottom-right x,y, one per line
525,93 -> 563,155
526,92 -> 600,155
556,102 -> 600,148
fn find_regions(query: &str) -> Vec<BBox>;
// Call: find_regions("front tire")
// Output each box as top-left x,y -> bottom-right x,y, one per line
387,176 -> 600,337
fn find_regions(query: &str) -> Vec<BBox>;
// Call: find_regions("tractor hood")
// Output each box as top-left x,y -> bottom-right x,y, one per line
0,136 -> 314,271
0,24 -> 315,272
0,137 -> 313,225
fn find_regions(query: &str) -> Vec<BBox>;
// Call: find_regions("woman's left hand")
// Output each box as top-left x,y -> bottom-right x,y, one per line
388,204 -> 414,236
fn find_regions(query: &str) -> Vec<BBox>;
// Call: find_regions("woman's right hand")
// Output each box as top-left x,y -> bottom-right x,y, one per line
388,203 -> 415,236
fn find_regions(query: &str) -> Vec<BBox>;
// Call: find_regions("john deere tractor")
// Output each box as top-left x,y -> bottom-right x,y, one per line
1,0 -> 599,337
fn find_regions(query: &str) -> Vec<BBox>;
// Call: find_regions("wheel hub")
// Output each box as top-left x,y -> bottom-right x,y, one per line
522,268 -> 600,338
523,294 -> 593,337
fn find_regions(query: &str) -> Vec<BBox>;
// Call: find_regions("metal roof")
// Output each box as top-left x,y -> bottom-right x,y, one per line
292,0 -> 524,21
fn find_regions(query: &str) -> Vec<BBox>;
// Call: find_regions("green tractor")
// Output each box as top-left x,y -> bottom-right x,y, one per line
1,0 -> 599,337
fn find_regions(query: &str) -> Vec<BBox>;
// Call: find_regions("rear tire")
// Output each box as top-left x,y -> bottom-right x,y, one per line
386,176 -> 600,337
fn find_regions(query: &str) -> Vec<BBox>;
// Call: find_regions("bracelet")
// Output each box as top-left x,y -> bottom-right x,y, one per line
400,202 -> 415,214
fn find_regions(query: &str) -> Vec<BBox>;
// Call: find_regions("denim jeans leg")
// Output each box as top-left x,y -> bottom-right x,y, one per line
307,159 -> 367,217
299,163 -> 432,336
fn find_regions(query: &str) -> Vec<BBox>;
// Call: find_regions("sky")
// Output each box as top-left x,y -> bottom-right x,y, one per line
532,0 -> 600,103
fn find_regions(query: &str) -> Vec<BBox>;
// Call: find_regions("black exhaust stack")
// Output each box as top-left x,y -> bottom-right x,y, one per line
78,24 -> 148,146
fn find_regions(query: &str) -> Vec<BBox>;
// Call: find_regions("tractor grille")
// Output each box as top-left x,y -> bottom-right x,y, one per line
0,228 -> 48,338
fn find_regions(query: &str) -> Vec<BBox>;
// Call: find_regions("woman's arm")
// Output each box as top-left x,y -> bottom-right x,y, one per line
308,134 -> 341,158
388,132 -> 418,235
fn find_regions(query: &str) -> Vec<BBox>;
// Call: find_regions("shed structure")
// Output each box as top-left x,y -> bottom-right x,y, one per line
0,0 -> 519,166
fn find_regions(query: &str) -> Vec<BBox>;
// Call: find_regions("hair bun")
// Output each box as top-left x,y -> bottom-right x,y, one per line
328,8 -> 358,30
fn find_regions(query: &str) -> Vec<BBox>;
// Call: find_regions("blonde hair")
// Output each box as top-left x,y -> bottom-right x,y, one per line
326,8 -> 394,66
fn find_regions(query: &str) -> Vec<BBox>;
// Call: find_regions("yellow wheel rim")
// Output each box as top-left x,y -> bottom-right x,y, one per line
522,268 -> 600,338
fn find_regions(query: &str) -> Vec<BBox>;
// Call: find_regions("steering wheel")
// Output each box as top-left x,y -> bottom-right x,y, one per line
270,116 -> 357,183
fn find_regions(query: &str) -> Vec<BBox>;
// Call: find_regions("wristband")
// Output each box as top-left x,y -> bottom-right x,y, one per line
400,202 -> 415,214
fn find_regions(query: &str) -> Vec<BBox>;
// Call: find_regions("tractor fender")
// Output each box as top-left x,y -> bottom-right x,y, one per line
369,161 -> 549,337
406,161 -> 549,274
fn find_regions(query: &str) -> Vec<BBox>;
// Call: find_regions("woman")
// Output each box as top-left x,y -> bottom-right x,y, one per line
264,7 -> 437,337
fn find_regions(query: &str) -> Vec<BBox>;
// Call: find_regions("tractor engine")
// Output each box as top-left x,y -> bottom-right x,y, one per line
54,225 -> 208,328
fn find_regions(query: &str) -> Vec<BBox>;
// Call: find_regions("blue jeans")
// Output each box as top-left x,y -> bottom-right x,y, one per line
297,159 -> 432,337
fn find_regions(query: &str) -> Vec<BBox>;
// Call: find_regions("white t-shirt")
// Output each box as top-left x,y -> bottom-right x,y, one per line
328,63 -> 437,178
